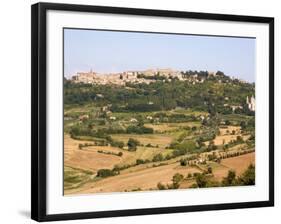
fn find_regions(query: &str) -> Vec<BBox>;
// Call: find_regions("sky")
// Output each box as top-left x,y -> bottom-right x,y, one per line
64,28 -> 256,82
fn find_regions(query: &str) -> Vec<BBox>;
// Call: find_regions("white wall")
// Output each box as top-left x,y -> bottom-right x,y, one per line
0,0 -> 279,223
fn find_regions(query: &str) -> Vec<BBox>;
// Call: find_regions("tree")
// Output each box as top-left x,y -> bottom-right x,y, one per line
222,170 -> 236,186
238,164 -> 255,185
117,152 -> 123,157
216,71 -> 225,76
157,182 -> 166,190
152,153 -> 164,162
240,121 -> 246,130
127,138 -> 140,151
136,115 -> 144,127
207,166 -> 213,174
180,159 -> 187,166
172,173 -> 184,189
195,173 -> 208,187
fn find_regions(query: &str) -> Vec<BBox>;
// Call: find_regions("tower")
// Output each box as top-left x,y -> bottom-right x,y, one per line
250,95 -> 255,111
246,95 -> 255,111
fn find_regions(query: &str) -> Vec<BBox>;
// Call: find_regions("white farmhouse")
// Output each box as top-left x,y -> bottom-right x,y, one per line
130,118 -> 138,123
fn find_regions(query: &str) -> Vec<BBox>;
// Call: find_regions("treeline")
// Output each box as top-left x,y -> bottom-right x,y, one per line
70,124 -> 153,140
97,150 -> 123,157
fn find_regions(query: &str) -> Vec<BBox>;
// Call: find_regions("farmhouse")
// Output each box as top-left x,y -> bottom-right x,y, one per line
130,118 -> 138,123
230,105 -> 243,112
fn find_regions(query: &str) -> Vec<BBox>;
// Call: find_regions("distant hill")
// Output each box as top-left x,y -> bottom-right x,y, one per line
64,69 -> 255,116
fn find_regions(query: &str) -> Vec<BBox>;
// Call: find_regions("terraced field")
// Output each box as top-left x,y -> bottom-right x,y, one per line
64,135 -> 132,172
66,163 -> 202,194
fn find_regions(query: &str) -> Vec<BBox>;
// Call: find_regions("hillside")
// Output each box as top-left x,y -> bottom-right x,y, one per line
63,69 -> 255,195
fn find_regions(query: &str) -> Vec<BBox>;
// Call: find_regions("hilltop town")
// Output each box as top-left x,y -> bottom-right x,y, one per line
70,68 -> 248,86
68,68 -> 255,112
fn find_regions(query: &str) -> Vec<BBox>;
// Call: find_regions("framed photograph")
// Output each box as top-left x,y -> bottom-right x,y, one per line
31,2 -> 274,222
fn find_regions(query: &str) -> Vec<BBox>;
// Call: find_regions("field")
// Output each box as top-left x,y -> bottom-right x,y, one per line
66,163 -> 202,194
65,134 -> 132,172
221,152 -> 255,175
206,152 -> 255,181
65,128 -> 255,194
111,133 -> 173,148
144,122 -> 201,133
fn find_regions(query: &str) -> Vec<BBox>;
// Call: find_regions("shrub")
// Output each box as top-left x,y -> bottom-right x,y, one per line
172,173 -> 184,189
136,159 -> 145,165
157,182 -> 166,190
96,169 -> 118,178
172,173 -> 184,184
195,173 -> 208,188
117,152 -> 123,157
152,154 -> 164,162
180,159 -> 187,166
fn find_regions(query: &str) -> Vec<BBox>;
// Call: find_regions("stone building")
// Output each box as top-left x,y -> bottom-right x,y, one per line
246,95 -> 255,111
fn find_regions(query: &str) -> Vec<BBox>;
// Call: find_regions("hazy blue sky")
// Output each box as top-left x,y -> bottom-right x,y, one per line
64,29 -> 256,82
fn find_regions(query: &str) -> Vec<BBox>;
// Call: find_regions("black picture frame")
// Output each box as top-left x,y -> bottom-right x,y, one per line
31,2 -> 274,222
